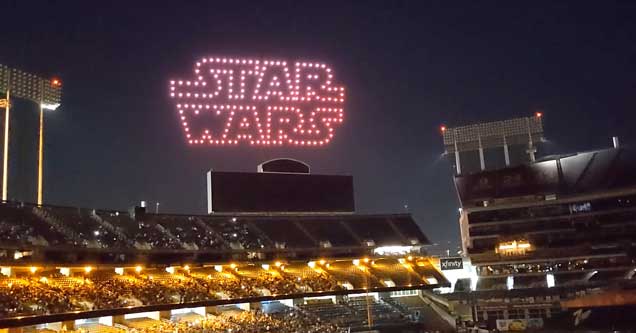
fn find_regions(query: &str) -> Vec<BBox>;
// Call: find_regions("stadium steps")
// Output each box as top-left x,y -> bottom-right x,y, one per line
393,295 -> 456,333
381,297 -> 412,315
421,289 -> 452,310
292,220 -> 319,245
154,223 -> 186,249
32,207 -> 85,246
337,220 -> 363,245
193,217 -> 230,247
244,222 -> 274,247
89,213 -> 133,246
419,293 -> 456,331
386,218 -> 409,244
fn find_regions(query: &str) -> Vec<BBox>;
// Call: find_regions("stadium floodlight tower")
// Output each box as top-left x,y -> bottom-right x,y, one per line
0,64 -> 62,205
441,113 -> 544,174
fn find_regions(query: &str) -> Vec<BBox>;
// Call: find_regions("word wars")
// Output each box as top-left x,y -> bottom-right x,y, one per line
169,57 -> 346,146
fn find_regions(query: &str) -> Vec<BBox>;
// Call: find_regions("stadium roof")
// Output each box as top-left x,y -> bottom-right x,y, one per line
454,146 -> 636,207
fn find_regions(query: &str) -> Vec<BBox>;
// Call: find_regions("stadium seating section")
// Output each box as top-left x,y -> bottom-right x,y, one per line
0,258 -> 443,320
0,202 -> 428,252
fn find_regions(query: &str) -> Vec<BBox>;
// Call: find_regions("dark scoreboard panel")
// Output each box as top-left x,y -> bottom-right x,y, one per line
207,171 -> 354,213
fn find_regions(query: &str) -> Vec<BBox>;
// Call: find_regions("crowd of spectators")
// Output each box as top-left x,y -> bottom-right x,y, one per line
66,310 -> 345,333
0,202 -> 415,252
0,266 -> 347,319
160,310 -> 345,333
0,204 -> 69,246
0,257 -> 439,320
0,203 -> 276,251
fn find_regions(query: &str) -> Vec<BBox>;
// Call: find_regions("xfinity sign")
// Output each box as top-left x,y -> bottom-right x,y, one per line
440,257 -> 464,270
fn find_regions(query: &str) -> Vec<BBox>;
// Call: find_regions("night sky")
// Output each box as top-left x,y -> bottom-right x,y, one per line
1,1 -> 636,250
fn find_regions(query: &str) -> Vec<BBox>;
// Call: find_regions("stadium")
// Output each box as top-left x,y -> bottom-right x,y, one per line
0,150 -> 454,333
2,4 -> 636,331
0,51 -> 465,332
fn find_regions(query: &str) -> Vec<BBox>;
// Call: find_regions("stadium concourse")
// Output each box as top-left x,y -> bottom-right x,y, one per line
0,201 -> 452,332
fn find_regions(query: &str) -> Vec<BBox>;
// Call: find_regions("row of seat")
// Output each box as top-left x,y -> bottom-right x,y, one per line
0,202 -> 426,251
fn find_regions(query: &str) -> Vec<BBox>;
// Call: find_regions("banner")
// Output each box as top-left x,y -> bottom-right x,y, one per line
496,318 -> 543,331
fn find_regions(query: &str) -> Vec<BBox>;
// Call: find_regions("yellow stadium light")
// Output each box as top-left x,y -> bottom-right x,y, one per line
319,259 -> 326,265
261,264 -> 270,271
230,263 -> 237,269
29,266 -> 38,274
39,277 -> 48,283
407,256 -> 413,261
183,265 -> 190,271
166,266 -> 175,274
84,266 -> 92,273
274,261 -> 282,267
307,261 -> 316,268
135,265 -> 143,273
214,265 -> 223,272
115,267 -> 124,275
363,258 -> 370,263
496,240 -> 533,255
352,259 -> 360,266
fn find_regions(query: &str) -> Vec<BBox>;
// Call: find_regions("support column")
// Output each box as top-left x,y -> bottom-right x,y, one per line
159,310 -> 171,320
249,302 -> 262,311
503,136 -> 510,166
454,151 -> 461,175
478,135 -> 485,171
61,321 -> 75,331
112,315 -> 126,325
453,130 -> 462,175
526,118 -> 536,162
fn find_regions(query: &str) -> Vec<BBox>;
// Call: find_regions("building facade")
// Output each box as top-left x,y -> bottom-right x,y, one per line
451,147 -> 636,327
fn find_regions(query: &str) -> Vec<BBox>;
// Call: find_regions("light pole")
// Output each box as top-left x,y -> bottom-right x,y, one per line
0,65 -> 62,204
1,87 -> 9,202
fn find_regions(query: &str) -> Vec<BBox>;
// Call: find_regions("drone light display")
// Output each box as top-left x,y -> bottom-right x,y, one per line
169,57 -> 346,146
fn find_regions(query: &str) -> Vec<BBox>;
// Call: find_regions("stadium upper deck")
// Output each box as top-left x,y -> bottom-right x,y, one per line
0,201 -> 429,265
456,147 -> 636,291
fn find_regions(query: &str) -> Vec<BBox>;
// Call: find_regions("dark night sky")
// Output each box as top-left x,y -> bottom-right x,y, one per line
1,1 -> 636,249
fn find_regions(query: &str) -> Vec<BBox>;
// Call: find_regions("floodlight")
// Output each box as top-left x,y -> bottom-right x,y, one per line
0,64 -> 63,204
